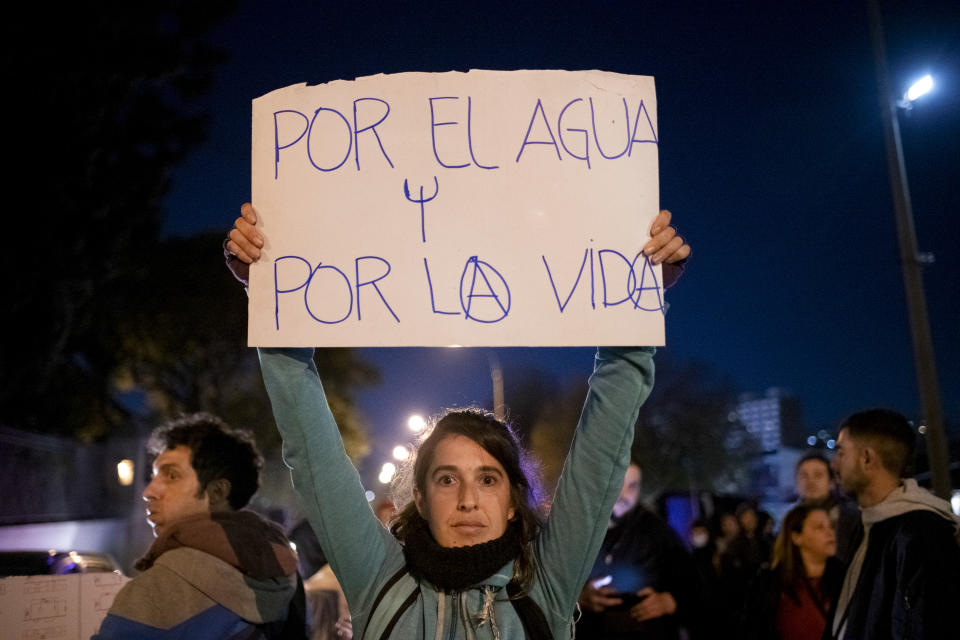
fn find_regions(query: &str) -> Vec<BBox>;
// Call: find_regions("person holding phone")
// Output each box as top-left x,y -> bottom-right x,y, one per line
576,461 -> 705,639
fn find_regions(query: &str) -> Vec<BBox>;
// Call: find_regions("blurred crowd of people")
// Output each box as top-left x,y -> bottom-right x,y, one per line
685,453 -> 851,640
568,432 -> 959,640
92,400 -> 959,640
570,454 -> 845,640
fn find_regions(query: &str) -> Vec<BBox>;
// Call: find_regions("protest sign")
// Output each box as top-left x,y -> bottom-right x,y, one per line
249,69 -> 663,346
0,572 -> 130,639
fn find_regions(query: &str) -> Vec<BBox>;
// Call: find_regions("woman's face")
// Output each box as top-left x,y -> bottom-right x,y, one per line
414,434 -> 515,547
791,509 -> 837,560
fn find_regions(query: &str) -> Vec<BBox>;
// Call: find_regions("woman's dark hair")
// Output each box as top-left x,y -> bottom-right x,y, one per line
771,503 -> 829,603
147,412 -> 263,509
390,408 -> 545,589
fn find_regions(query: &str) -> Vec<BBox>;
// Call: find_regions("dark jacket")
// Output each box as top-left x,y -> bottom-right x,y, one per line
824,509 -> 960,640
577,504 -> 705,640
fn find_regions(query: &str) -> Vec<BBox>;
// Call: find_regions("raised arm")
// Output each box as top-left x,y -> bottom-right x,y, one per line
533,346 -> 655,616
257,347 -> 395,602
228,204 -> 397,602
531,209 -> 688,619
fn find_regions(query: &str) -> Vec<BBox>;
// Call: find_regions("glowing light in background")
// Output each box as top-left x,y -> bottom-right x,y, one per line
904,74 -> 933,102
408,415 -> 426,433
116,460 -> 134,486
392,445 -> 410,461
379,462 -> 397,484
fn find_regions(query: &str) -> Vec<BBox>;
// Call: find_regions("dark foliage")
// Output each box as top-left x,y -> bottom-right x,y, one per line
1,2 -> 235,438
525,351 -> 751,496
633,353 -> 757,495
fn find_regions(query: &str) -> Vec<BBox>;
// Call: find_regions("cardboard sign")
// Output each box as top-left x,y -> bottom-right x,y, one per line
249,69 -> 663,346
0,572 -> 130,639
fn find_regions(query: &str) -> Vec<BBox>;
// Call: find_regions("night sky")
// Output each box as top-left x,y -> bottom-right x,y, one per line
163,0 -> 960,484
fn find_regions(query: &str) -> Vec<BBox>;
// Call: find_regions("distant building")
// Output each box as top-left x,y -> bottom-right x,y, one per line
736,388 -> 805,453
735,389 -> 807,502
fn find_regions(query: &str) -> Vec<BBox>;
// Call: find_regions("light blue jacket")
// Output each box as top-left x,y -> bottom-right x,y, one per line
259,346 -> 654,640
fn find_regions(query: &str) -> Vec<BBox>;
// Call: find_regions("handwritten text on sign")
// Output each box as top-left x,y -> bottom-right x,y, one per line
249,70 -> 663,346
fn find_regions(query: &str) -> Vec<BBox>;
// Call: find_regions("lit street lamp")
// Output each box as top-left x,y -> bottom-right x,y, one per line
408,414 -> 426,433
899,74 -> 933,108
868,0 -> 950,499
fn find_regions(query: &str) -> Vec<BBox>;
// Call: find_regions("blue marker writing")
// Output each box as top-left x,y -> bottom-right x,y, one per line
459,256 -> 511,323
403,177 -> 440,243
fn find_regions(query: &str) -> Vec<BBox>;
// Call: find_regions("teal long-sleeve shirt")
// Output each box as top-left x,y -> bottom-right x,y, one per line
259,346 -> 654,640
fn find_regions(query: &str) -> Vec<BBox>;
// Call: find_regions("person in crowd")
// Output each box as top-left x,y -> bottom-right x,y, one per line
794,452 -> 831,503
691,517 -> 735,638
95,413 -> 306,639
757,509 -> 775,543
740,504 -> 843,640
689,518 -> 717,587
718,501 -> 771,637
714,511 -> 739,571
717,512 -> 739,544
826,408 -> 960,639
721,501 -> 772,587
711,511 -> 740,637
290,518 -> 328,580
226,204 -> 691,640
576,461 -> 705,639
793,451 -> 860,564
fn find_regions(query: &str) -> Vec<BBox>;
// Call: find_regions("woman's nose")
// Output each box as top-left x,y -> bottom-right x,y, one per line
457,484 -> 479,510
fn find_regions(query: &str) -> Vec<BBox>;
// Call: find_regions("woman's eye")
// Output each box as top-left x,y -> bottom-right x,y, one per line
481,475 -> 496,485
438,475 -> 454,485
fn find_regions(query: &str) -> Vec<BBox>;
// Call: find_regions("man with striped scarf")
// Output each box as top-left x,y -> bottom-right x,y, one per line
95,413 -> 306,639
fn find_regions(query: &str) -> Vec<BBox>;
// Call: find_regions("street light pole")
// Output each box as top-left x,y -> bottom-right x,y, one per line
489,351 -> 505,421
867,0 -> 951,499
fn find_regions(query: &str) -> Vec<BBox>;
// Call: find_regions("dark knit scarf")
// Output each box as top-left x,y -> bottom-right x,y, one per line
402,514 -> 523,591
136,510 -> 298,580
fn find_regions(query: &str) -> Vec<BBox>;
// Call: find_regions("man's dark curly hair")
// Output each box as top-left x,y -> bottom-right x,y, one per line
147,412 -> 263,509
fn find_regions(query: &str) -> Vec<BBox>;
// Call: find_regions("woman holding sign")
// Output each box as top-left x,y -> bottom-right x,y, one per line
227,205 -> 689,640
